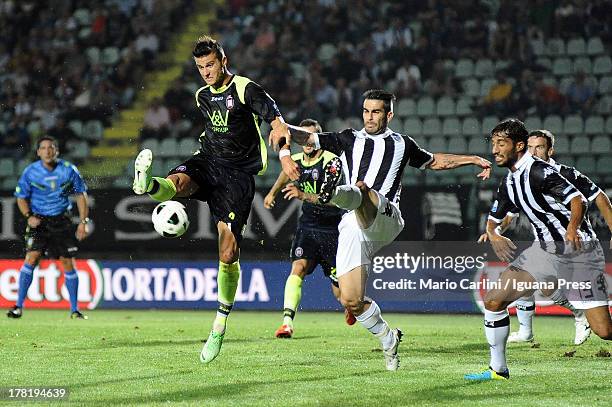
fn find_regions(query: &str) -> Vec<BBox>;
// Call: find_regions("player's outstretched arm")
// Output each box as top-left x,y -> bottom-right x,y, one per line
264,170 -> 291,209
485,219 -> 517,262
594,191 -> 612,249
269,122 -> 317,151
427,153 -> 491,179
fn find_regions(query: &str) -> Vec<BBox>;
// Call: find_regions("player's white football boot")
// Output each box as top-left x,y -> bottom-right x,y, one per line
133,149 -> 153,195
507,331 -> 534,343
574,316 -> 591,345
383,328 -> 403,371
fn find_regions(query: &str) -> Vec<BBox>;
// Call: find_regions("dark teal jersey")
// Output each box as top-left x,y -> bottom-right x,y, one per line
195,75 -> 281,175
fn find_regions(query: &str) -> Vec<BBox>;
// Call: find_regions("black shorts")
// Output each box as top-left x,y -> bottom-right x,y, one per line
290,226 -> 339,284
25,214 -> 78,258
169,153 -> 255,242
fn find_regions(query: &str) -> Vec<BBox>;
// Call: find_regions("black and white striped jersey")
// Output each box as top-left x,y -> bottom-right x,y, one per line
548,158 -> 602,202
315,127 -> 433,204
488,153 -> 596,249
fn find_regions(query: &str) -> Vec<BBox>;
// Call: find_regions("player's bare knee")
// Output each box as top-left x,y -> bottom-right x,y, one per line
219,248 -> 238,264
591,322 -> 612,340
25,252 -> 41,266
484,299 -> 506,312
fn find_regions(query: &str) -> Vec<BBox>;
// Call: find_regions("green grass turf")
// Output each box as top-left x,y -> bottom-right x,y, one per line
1,310 -> 610,406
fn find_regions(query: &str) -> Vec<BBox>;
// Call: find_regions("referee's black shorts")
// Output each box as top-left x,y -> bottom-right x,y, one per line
25,213 -> 78,258
290,226 -> 339,285
169,152 -> 254,242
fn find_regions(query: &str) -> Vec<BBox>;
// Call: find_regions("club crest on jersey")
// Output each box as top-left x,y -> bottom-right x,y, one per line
312,169 -> 319,181
295,247 -> 303,257
226,95 -> 234,110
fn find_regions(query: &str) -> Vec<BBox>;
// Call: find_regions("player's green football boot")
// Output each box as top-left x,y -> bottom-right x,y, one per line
200,331 -> 224,364
464,367 -> 509,381
132,149 -> 153,195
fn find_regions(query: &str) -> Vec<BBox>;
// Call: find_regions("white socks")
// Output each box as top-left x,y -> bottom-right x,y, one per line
484,309 -> 510,373
330,185 -> 362,210
515,296 -> 536,338
356,300 -> 394,349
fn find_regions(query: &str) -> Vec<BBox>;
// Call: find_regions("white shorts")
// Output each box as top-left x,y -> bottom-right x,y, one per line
336,190 -> 404,278
511,241 -> 608,310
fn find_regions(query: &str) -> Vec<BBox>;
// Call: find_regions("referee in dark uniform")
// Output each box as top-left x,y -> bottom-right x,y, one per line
132,35 -> 287,364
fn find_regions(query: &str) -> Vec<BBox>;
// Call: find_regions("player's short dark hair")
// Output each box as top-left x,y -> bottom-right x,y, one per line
490,118 -> 528,146
298,118 -> 322,133
193,35 -> 225,60
529,129 -> 555,149
36,136 -> 58,149
362,89 -> 396,114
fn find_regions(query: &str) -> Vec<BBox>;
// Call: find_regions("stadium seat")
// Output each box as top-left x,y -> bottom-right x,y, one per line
73,8 -> 91,26
78,27 -> 91,40
66,140 -> 90,159
68,120 -> 83,138
584,116 -> 604,135
566,38 -> 586,56
570,135 -> 590,154
83,120 -> 104,141
422,117 -> 442,136
559,76 -> 574,93
157,138 -> 178,157
494,60 -> 510,72
479,78 -> 496,98
326,118 -> 347,131
596,156 -> 612,174
16,159 -> 29,175
461,117 -> 480,136
403,118 -> 422,136
346,116 -> 362,130
462,78 -> 480,98
417,97 -> 435,117
536,57 -> 552,70
542,115 -> 563,134
553,136 -> 570,154
428,136 -> 447,152
546,38 -> 565,56
447,135 -> 467,153
442,117 -> 461,136
102,47 -> 120,66
530,39 -> 545,56
542,76 -> 557,87
152,157 -> 165,175
524,116 -> 542,131
474,59 -> 494,78
0,158 -> 15,177
112,176 -> 131,188
575,156 -> 596,173
2,178 -> 15,190
552,57 -> 572,76
411,134 -> 427,148
141,138 -> 159,153
86,47 -> 101,64
606,116 -> 612,133
556,154 -> 574,167
467,135 -> 487,154
587,37 -> 604,56
597,96 -> 612,115
593,56 -> 612,75
443,59 -> 456,73
598,76 -> 612,94
562,115 -> 584,135
178,138 -> 199,155
396,99 -> 416,118
591,135 -> 611,153
436,97 -> 455,116
572,56 -> 592,74
455,97 -> 473,116
27,120 -> 41,136
317,43 -> 337,63
455,58 -> 474,78
481,116 -> 499,134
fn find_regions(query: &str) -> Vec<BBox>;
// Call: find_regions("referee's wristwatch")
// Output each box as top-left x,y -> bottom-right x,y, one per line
80,217 -> 91,225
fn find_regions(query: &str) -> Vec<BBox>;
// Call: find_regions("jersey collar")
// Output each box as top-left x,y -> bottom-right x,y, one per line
511,152 -> 532,173
356,127 -> 394,139
209,75 -> 235,94
547,157 -> 561,170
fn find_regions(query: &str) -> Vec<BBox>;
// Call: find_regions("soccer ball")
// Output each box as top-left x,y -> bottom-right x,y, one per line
152,201 -> 189,238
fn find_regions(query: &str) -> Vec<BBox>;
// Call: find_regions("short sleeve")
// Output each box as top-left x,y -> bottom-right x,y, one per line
404,136 -> 434,169
560,165 -> 601,202
14,169 -> 31,199
318,128 -> 354,156
532,162 -> 583,205
69,164 -> 87,193
488,180 -> 520,223
244,81 -> 281,123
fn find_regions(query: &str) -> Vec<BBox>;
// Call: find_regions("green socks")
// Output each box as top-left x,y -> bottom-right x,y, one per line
283,274 -> 303,326
214,261 -> 241,333
149,177 -> 177,202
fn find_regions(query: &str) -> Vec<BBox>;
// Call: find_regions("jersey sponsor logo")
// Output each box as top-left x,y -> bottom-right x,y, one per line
207,109 -> 229,133
226,95 -> 234,110
492,200 -> 499,212
175,165 -> 187,172
211,96 -> 224,101
0,259 -> 103,310
543,167 -> 555,178
301,181 -> 317,194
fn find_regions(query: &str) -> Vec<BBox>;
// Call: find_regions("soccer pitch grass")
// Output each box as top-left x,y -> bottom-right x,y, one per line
1,310 -> 610,406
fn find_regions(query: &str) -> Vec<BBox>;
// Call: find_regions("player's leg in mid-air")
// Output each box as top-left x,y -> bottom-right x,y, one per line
332,180 -> 404,371
132,149 -> 198,201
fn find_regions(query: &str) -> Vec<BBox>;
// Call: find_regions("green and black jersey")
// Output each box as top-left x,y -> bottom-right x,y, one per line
195,75 -> 281,175
292,150 -> 344,230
